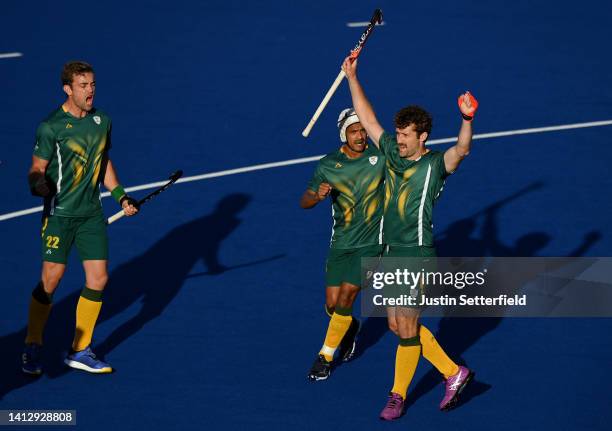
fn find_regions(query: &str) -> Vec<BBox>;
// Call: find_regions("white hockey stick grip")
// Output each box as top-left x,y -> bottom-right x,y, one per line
302,70 -> 346,137
107,208 -> 126,225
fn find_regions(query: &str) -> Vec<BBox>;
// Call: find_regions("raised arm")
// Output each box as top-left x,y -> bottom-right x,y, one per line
342,57 -> 384,147
444,92 -> 479,173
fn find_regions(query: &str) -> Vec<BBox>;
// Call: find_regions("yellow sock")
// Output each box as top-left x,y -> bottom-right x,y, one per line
391,338 -> 421,399
420,325 -> 459,379
25,287 -> 52,345
319,311 -> 353,361
72,287 -> 103,351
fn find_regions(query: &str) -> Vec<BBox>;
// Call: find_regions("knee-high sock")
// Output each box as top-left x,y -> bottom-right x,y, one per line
319,306 -> 353,361
391,336 -> 422,399
419,325 -> 459,379
25,282 -> 53,345
72,287 -> 103,351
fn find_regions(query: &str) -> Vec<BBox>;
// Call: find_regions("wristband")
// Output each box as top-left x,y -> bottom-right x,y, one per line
111,185 -> 126,203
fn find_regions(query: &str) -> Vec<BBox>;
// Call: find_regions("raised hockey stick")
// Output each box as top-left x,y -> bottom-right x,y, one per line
301,9 -> 383,138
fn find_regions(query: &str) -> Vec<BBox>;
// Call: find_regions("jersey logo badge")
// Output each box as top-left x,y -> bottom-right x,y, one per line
93,116 -> 101,125
335,162 -> 343,169
369,156 -> 378,165
66,123 -> 73,129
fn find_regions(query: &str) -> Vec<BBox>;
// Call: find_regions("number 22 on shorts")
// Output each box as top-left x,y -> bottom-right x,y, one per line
46,236 -> 60,249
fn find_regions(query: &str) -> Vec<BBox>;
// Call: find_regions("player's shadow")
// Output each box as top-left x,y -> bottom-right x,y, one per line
402,182 -> 601,410
0,193 -> 285,399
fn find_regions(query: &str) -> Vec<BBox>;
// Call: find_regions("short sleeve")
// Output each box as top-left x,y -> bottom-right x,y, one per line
378,131 -> 395,157
307,162 -> 326,192
434,151 -> 450,179
33,122 -> 55,161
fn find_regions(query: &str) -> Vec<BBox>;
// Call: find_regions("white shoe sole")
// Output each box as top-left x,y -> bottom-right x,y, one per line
64,358 -> 112,374
21,367 -> 42,376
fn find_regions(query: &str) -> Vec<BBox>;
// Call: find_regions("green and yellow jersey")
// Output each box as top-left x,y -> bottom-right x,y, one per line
33,107 -> 111,217
308,145 -> 385,249
378,131 -> 449,247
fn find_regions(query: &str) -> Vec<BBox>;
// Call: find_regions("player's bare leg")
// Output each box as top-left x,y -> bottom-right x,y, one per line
336,282 -> 361,362
325,286 -> 340,316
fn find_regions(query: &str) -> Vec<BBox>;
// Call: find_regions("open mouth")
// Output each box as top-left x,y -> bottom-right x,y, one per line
86,96 -> 93,104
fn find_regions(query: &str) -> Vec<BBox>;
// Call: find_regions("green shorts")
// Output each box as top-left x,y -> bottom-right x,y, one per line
325,244 -> 383,287
383,246 -> 437,309
41,213 -> 108,263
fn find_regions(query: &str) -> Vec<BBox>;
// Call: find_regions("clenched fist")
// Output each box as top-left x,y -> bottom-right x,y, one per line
458,91 -> 479,121
317,183 -> 332,201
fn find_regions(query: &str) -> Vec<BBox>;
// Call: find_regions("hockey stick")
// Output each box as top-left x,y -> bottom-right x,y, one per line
106,170 -> 183,225
302,9 -> 383,138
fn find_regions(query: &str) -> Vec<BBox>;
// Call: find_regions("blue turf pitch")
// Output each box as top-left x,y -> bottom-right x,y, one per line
2,1 -> 612,429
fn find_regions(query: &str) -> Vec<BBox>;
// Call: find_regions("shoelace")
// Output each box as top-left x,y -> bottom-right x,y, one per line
25,346 -> 41,360
82,349 -> 97,359
386,396 -> 401,409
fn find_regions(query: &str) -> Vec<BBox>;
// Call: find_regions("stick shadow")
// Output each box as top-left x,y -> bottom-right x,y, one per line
0,193 -> 285,399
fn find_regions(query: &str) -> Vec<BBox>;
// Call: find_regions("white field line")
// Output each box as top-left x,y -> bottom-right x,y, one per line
0,52 -> 23,59
2,119 -> 612,222
346,22 -> 386,27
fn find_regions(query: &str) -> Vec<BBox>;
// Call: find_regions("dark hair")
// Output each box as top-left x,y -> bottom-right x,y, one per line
61,61 -> 94,86
394,105 -> 433,139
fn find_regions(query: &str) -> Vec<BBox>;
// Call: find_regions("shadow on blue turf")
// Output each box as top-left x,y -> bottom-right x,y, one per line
0,193 -> 286,400
405,182 -> 600,410
355,183 -> 546,361
353,182 -> 601,410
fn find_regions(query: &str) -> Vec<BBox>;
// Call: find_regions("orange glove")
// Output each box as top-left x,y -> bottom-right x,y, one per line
458,91 -> 479,122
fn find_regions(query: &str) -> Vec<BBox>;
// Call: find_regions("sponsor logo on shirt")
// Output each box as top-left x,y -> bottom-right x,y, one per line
369,156 -> 378,165
66,123 -> 73,129
335,162 -> 343,169
93,116 -> 101,125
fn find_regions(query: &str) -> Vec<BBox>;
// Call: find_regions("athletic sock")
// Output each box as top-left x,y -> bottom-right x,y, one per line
391,336 -> 422,399
72,286 -> 103,352
25,282 -> 53,345
419,325 -> 459,379
319,306 -> 353,361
